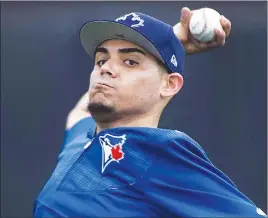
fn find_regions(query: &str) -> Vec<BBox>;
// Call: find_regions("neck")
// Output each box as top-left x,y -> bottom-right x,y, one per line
95,111 -> 161,134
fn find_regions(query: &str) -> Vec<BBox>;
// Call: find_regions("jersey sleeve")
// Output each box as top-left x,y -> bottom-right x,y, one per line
143,132 -> 267,217
62,117 -> 96,149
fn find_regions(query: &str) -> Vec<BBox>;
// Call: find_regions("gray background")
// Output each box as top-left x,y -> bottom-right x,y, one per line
1,1 -> 267,217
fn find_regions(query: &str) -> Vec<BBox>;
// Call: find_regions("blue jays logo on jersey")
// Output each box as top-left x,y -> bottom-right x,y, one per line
99,134 -> 127,173
115,12 -> 144,28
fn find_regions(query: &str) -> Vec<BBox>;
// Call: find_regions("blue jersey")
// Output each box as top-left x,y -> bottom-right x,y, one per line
33,117 -> 266,217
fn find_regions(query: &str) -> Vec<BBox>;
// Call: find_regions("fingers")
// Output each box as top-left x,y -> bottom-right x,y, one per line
215,28 -> 226,46
196,29 -> 226,50
220,15 -> 231,37
199,17 -> 228,49
201,15 -> 230,48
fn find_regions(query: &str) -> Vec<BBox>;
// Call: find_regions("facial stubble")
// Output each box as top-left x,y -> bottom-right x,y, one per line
87,100 -> 119,122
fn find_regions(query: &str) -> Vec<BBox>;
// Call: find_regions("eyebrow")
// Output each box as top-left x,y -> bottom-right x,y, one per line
118,48 -> 146,56
94,47 -> 108,58
94,47 -> 146,58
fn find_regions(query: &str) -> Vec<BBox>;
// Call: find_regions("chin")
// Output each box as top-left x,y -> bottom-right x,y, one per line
87,102 -> 118,122
87,101 -> 113,113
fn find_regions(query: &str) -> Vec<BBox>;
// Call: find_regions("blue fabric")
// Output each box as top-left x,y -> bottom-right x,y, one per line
114,12 -> 185,74
33,118 -> 266,217
63,117 -> 95,146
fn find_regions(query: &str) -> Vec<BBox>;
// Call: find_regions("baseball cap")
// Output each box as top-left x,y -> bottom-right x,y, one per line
80,12 -> 185,75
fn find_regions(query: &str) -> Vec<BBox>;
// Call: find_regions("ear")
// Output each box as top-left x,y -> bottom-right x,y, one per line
160,72 -> 184,98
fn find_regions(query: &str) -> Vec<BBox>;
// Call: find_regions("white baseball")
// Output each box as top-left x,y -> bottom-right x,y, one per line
189,8 -> 222,42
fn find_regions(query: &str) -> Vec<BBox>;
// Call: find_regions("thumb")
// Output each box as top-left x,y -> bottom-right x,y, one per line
178,7 -> 192,42
180,7 -> 191,29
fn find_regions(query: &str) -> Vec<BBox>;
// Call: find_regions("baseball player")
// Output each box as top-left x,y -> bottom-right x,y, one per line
33,7 -> 266,217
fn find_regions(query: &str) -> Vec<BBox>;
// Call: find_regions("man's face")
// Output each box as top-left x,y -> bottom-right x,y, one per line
88,39 -> 166,121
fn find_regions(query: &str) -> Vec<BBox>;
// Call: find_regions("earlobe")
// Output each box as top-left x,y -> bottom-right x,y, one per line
160,73 -> 184,98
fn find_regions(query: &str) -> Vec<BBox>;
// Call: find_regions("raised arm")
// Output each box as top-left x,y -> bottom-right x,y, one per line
65,91 -> 91,130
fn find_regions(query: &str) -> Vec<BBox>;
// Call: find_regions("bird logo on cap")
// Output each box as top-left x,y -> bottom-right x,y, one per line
115,12 -> 144,28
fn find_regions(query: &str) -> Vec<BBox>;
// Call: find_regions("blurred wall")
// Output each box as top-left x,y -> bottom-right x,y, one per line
1,1 -> 267,217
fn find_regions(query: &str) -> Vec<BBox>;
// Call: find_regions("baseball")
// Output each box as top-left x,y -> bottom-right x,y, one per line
189,8 -> 222,42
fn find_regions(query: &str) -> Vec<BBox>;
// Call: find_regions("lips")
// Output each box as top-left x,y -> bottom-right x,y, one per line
95,82 -> 114,88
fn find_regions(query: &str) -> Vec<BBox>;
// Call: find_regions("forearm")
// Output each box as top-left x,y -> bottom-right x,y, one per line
66,92 -> 91,129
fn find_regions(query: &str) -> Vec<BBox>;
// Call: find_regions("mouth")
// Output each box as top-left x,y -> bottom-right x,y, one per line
95,82 -> 114,89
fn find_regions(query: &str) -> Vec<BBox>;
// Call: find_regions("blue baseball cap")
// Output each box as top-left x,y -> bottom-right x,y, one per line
80,12 -> 185,75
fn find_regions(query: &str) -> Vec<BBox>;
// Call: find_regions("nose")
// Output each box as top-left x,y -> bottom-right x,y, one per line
100,59 -> 117,78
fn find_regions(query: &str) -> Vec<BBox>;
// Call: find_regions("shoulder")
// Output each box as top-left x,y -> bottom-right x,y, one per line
152,128 -> 211,164
141,129 -> 263,217
172,130 -> 210,160
146,128 -> 238,189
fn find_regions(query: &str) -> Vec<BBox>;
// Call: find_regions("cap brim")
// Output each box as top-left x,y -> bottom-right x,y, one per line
80,20 -> 164,63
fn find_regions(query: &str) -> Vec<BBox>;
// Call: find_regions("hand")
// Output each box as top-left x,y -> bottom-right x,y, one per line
173,7 -> 231,55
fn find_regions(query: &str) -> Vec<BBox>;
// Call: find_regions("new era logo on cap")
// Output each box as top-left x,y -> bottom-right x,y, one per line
171,55 -> 178,67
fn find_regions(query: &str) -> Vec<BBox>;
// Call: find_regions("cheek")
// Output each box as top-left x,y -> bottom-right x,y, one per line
88,72 -> 98,100
120,75 -> 161,102
89,70 -> 98,88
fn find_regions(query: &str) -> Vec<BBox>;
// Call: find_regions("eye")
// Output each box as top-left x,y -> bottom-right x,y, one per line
96,60 -> 107,67
124,59 -> 139,67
